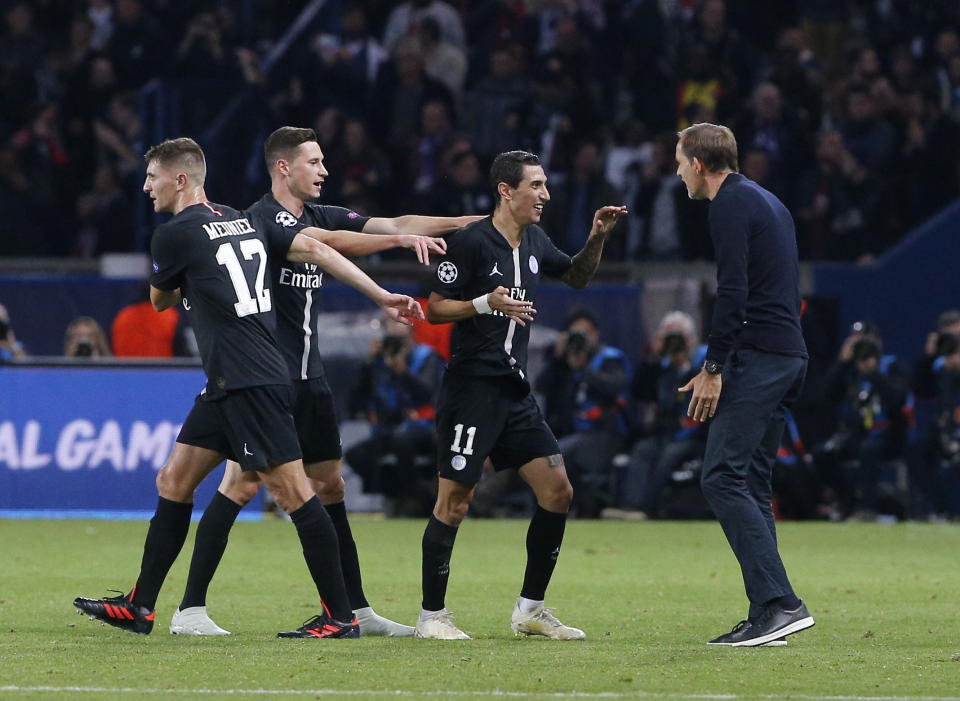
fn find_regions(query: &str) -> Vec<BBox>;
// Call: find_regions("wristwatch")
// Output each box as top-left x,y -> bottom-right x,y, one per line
702,359 -> 723,375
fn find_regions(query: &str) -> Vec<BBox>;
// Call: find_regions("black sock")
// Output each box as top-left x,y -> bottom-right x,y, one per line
324,501 -> 368,610
132,497 -> 193,610
421,516 -> 458,611
766,594 -> 801,610
290,496 -> 352,621
520,506 -> 567,601
179,491 -> 242,610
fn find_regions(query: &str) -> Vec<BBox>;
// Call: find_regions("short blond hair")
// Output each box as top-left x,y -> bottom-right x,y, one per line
677,123 -> 738,174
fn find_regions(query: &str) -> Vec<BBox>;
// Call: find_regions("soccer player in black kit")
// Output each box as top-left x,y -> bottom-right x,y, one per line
675,123 -> 815,647
169,126 -> 479,638
414,150 -> 627,640
73,138 -> 423,638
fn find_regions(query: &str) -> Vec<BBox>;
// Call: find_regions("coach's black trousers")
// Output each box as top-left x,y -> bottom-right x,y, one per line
700,348 -> 807,619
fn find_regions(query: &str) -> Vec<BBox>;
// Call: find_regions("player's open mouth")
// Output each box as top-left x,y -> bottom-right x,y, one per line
534,204 -> 544,213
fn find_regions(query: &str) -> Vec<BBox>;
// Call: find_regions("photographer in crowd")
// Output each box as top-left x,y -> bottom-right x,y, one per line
0,303 -> 27,362
815,322 -> 913,520
536,310 -> 632,516
930,336 -> 960,518
912,309 -> 960,400
63,316 -> 112,358
603,311 -> 707,520
346,317 -> 444,516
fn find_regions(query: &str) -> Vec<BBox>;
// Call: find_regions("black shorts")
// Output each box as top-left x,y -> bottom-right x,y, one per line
292,376 -> 343,464
435,372 -> 561,485
177,384 -> 302,472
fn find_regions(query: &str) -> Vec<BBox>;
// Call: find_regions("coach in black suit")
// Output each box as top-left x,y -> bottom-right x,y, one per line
675,123 -> 815,647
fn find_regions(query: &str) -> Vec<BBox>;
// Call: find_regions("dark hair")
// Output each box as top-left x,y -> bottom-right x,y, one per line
143,137 -> 206,182
676,123 -> 738,173
264,126 -> 317,173
566,308 -> 598,330
490,150 -> 541,205
852,338 -> 881,362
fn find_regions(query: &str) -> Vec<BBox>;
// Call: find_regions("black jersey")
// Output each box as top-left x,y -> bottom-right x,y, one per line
150,201 -> 297,398
246,193 -> 371,381
431,216 -> 572,381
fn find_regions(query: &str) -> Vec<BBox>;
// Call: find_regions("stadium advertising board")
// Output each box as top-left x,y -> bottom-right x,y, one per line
0,366 -> 247,518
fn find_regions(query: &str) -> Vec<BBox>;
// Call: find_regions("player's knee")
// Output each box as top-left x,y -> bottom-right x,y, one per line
156,464 -> 193,502
222,480 -> 259,507
312,475 -> 345,504
546,480 -> 574,512
435,495 -> 471,526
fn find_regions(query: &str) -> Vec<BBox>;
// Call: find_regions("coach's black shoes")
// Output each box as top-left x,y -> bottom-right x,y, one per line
277,611 -> 360,639
708,601 -> 814,647
74,589 -> 156,635
707,619 -> 786,647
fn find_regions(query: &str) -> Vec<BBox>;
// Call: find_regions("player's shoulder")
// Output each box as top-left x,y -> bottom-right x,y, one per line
446,215 -> 494,247
304,202 -> 367,229
526,223 -> 550,243
246,194 -> 300,229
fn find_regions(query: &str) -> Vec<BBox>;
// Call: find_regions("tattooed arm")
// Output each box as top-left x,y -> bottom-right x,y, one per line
560,205 -> 628,289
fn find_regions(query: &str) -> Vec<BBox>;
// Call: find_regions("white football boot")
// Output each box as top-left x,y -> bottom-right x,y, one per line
414,608 -> 471,640
169,606 -> 231,636
354,606 -> 415,637
510,601 -> 585,640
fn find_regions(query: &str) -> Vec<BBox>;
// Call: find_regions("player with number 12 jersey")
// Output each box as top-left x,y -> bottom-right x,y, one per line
151,201 -> 293,397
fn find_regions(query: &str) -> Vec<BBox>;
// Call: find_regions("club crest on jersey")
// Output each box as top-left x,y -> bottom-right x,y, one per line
275,211 -> 298,227
437,261 -> 458,283
451,455 -> 467,471
528,255 -> 539,274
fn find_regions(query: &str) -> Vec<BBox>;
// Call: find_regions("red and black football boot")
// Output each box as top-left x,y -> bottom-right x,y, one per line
73,588 -> 155,635
277,601 -> 359,639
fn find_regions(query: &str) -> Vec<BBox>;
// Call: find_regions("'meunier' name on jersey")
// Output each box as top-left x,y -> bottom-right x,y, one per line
202,218 -> 256,240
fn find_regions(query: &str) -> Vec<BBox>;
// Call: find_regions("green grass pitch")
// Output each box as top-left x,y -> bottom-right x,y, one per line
1,517 -> 958,700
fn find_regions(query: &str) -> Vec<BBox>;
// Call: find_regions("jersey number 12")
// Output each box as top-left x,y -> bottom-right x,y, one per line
216,239 -> 271,317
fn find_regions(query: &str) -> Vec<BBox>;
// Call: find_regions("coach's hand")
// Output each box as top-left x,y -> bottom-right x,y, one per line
679,369 -> 722,422
401,235 -> 447,265
488,286 -> 536,326
380,293 -> 425,326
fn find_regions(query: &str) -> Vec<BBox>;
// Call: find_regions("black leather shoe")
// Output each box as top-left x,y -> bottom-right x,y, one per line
709,602 -> 814,647
707,619 -> 788,646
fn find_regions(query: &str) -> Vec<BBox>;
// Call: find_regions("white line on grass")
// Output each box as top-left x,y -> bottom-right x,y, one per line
2,687 -> 960,700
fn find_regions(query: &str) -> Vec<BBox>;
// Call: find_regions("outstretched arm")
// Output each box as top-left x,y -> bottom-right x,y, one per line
425,287 -> 536,326
298,226 -> 446,265
288,233 -> 424,323
560,205 -> 628,289
364,214 -> 485,237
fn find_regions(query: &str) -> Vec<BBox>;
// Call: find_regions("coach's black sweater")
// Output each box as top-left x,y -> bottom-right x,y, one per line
705,173 -> 807,365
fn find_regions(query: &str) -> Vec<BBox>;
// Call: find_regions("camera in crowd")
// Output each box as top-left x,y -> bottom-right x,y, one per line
661,332 -> 688,357
565,330 -> 589,358
852,338 -> 881,364
935,332 -> 959,358
381,334 -> 407,359
73,338 -> 95,357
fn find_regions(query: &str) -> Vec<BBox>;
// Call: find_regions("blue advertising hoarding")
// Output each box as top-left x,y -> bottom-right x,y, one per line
0,366 -> 262,518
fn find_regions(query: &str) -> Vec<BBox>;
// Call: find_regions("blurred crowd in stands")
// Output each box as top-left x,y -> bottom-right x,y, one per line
4,290 -> 960,523
3,0 -> 960,521
1,0 -> 958,260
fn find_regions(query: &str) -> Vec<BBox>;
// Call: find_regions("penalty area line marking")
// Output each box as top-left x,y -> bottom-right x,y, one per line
2,688 -> 960,701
